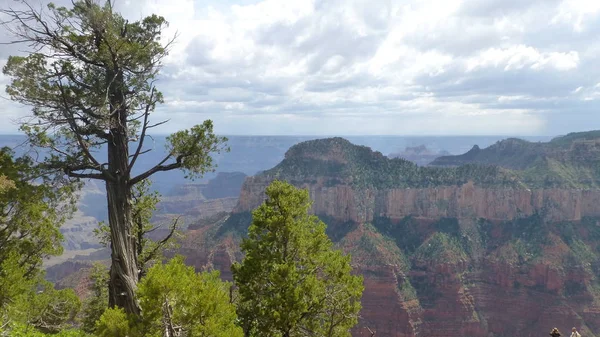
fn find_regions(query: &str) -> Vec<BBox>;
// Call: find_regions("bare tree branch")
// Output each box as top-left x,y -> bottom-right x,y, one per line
129,154 -> 181,186
128,86 -> 155,172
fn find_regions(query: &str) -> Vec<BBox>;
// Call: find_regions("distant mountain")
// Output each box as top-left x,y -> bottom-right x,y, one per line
429,131 -> 600,188
430,130 -> 600,169
36,134 -> 536,260
388,145 -> 450,166
260,137 -> 526,190
388,144 -> 450,165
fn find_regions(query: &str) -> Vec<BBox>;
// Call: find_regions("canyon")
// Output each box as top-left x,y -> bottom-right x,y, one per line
47,132 -> 600,337
182,134 -> 600,337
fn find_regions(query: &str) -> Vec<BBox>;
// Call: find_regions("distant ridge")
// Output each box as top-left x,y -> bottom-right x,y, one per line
430,130 -> 600,169
261,132 -> 600,189
426,130 -> 600,188
262,137 -> 519,189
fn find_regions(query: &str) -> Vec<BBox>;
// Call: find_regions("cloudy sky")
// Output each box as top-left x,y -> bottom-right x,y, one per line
0,0 -> 599,136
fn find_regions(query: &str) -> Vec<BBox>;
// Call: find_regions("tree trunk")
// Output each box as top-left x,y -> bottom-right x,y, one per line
106,176 -> 139,315
106,67 -> 140,316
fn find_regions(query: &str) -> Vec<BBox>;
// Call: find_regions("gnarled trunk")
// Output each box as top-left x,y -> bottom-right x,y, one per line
106,176 -> 140,315
106,67 -> 140,316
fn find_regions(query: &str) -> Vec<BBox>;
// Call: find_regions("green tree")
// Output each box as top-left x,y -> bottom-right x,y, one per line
232,180 -> 364,337
0,254 -> 37,333
2,0 -> 227,315
80,263 -> 109,334
0,147 -> 76,333
0,148 -> 75,295
0,175 -> 14,192
136,256 -> 242,337
95,307 -> 137,337
7,281 -> 81,335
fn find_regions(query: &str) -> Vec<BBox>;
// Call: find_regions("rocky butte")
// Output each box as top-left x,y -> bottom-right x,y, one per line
181,131 -> 600,337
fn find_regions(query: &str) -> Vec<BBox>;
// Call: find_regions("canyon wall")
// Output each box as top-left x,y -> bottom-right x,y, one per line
236,176 -> 600,222
227,173 -> 600,337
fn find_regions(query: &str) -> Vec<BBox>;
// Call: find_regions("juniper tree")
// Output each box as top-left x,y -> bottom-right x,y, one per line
232,181 -> 364,337
0,147 -> 76,312
1,0 -> 227,316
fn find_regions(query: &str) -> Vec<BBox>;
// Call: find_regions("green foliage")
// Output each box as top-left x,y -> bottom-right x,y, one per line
342,223 -> 408,268
397,279 -> 418,302
433,217 -> 461,236
413,233 -> 467,265
317,215 -> 358,242
0,149 -> 77,334
80,263 -> 109,334
94,179 -> 180,275
568,239 -> 596,267
95,307 -> 137,337
3,277 -> 80,336
232,180 -> 363,337
580,216 -> 600,240
2,0 -> 169,146
218,211 -> 253,237
0,175 -> 14,191
0,254 -> 37,331
372,216 -> 423,254
3,323 -> 90,337
1,0 -> 228,185
0,148 -> 75,290
549,130 -> 600,146
266,135 -> 600,190
431,132 -> 600,188
132,179 -> 182,278
520,157 -> 600,188
166,121 -> 229,180
136,256 -> 242,337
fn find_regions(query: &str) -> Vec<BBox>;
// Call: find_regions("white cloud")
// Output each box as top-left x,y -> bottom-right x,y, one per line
0,0 -> 598,135
552,0 -> 600,32
466,46 -> 579,72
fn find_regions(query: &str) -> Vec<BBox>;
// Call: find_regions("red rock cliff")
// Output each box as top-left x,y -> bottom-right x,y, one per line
236,176 -> 600,222
228,173 -> 600,337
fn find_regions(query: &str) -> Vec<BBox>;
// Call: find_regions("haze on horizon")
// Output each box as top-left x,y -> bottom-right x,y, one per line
0,0 -> 598,136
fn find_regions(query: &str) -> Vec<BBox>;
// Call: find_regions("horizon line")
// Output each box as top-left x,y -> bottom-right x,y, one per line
0,133 -> 558,137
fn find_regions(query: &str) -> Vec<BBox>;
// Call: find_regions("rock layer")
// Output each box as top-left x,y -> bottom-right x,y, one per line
228,172 -> 600,336
236,177 -> 600,222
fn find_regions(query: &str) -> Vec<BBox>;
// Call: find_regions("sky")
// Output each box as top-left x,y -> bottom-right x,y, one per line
0,0 -> 599,136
